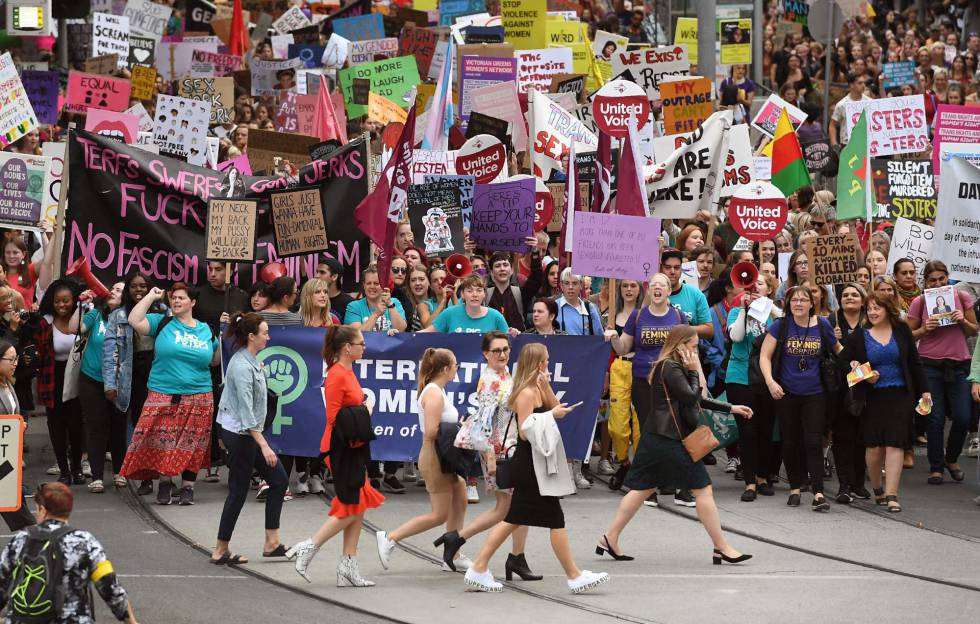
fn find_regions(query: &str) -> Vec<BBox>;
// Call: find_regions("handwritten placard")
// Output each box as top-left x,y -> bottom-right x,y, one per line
269,187 -> 328,257
21,70 -> 59,125
470,178 -> 536,252
178,76 -> 235,124
803,232 -> 861,286
83,54 -> 120,76
367,92 -> 408,125
130,65 -> 157,102
572,212 -> 662,281
206,198 -> 258,262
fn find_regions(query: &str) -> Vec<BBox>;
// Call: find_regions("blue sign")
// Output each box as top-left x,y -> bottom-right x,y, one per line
438,0 -> 487,27
882,61 -> 916,90
223,328 -> 611,461
331,13 -> 385,42
287,44 -> 326,69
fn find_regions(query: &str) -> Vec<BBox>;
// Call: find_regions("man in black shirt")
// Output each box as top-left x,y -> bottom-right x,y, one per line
484,240 -> 543,332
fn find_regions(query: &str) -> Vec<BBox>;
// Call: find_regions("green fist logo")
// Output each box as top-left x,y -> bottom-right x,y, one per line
258,347 -> 308,435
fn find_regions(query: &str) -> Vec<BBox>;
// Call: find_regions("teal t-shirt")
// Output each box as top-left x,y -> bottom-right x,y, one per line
343,298 -> 406,331
725,307 -> 772,385
433,304 -> 508,334
146,313 -> 217,395
669,283 -> 710,326
80,308 -> 107,382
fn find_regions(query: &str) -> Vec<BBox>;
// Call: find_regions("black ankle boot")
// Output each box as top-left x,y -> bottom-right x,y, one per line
609,463 -> 628,490
505,553 -> 543,581
433,530 -> 466,571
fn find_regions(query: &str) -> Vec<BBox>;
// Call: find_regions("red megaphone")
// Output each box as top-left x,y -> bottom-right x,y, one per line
730,261 -> 759,292
443,254 -> 472,286
259,261 -> 287,284
66,256 -> 110,298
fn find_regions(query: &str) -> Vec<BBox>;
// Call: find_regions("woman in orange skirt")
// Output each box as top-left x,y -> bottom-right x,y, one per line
287,325 -> 384,587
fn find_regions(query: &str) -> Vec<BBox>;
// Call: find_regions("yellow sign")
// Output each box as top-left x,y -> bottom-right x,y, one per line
368,92 -> 409,125
674,17 -> 698,64
720,18 -> 752,64
415,0 -> 437,9
502,0 -> 547,50
547,19 -> 583,46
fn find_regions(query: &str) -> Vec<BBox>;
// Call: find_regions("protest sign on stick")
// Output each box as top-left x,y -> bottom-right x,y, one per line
407,180 -> 465,257
470,178 -> 536,253
206,199 -> 258,263
886,217 -> 934,284
269,187 -> 329,257
803,232 -> 861,286
572,212 -> 661,281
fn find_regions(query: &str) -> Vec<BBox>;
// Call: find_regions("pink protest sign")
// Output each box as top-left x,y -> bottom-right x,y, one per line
66,72 -> 131,114
84,108 -> 140,143
217,154 -> 253,176
933,103 -> 980,175
469,80 -> 528,151
571,212 -> 662,281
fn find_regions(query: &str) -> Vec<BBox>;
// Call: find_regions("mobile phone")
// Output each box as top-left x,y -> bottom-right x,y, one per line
567,401 -> 584,410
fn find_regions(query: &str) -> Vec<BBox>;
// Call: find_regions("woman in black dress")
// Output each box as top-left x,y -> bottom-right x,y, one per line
463,343 -> 609,595
596,326 -> 753,565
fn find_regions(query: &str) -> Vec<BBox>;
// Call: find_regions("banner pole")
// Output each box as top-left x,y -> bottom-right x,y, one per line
607,278 -> 617,331
52,123 -> 74,280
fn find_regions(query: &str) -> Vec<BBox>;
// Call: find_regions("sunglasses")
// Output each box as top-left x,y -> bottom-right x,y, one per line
391,267 -> 407,275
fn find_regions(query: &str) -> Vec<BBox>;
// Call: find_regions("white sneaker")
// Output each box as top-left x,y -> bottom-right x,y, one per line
285,539 -> 320,583
725,458 -> 740,474
294,473 -> 310,495
442,553 -> 474,572
574,473 -> 592,489
46,465 -> 60,476
464,567 -> 503,592
255,482 -> 269,500
402,463 -> 418,482
375,531 -> 395,570
308,474 -> 325,494
568,570 -> 610,594
597,459 -> 615,475
81,460 -> 92,478
87,480 -> 104,493
466,485 -> 480,504
965,437 -> 980,458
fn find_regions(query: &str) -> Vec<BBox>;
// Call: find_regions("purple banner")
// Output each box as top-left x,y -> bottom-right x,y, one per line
470,178 -> 535,253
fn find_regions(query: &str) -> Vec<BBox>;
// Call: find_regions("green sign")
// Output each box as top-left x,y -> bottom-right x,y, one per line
339,55 -> 421,118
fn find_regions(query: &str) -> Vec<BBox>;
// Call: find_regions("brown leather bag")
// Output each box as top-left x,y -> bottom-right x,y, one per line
658,363 -> 718,463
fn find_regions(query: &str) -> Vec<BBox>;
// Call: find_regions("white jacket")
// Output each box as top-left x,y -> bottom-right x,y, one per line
520,411 -> 575,497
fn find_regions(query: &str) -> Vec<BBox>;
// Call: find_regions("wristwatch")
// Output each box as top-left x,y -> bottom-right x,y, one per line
387,303 -> 395,309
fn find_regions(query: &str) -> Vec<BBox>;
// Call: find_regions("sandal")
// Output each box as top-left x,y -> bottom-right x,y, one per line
263,544 -> 291,558
873,487 -> 886,505
885,495 -> 901,513
210,553 -> 248,565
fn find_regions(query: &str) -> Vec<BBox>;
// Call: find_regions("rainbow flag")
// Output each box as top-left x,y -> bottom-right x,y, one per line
770,108 -> 811,197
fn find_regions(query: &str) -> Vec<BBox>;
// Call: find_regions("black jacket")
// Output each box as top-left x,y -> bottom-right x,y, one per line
329,405 -> 376,504
837,323 -> 927,404
647,360 -> 732,441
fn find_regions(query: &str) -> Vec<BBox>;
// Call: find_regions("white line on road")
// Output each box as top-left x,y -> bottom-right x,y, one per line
118,574 -> 247,579
604,573 -> 902,580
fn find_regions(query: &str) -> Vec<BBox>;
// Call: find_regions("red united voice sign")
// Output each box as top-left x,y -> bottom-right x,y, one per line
727,181 -> 788,242
456,134 -> 506,184
533,177 -> 553,232
591,79 -> 650,138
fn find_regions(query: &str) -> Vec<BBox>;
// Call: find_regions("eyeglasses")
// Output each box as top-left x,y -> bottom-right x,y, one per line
789,298 -> 811,304
391,267 -> 407,275
488,348 -> 511,355
0,356 -> 18,363
795,260 -> 809,267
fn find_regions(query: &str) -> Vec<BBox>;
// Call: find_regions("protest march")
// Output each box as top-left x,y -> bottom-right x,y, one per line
0,0 -> 979,619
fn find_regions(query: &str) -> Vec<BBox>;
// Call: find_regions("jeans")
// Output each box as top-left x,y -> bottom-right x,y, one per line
217,429 -> 288,542
777,392 -> 827,494
923,362 -> 972,472
79,373 -> 127,482
727,383 -> 774,486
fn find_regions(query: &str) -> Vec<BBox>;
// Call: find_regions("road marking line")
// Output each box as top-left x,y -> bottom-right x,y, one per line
118,574 -> 247,579
605,573 -> 904,580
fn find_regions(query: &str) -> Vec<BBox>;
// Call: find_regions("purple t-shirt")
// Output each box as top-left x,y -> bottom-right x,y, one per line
766,315 -> 837,396
624,306 -> 686,379
907,290 -> 973,361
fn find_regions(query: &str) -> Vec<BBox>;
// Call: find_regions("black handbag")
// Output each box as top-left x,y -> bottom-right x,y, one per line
492,414 -> 518,490
819,345 -> 840,393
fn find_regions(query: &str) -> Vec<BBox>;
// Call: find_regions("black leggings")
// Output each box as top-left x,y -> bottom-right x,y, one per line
129,350 -> 153,429
48,360 -> 83,477
830,392 -> 866,490
218,429 -> 288,542
78,373 -> 127,482
727,383 -> 775,486
777,392 -> 827,494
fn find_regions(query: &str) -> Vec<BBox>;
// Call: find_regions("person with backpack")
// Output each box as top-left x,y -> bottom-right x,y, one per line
484,248 -> 543,332
0,481 -> 138,623
554,269 -> 603,337
119,283 -> 219,507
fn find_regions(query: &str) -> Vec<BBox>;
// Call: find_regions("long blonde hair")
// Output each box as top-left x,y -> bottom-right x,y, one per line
507,343 -> 548,411
649,325 -> 697,383
299,278 -> 333,327
416,348 -> 455,397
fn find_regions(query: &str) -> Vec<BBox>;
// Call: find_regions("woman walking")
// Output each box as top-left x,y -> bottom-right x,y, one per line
375,348 -> 468,570
463,343 -> 609,594
759,285 -> 842,511
606,280 -> 643,490
120,284 -> 219,506
287,326 -> 384,587
839,293 -> 929,512
435,332 -> 540,580
211,312 -> 290,565
597,326 -> 753,563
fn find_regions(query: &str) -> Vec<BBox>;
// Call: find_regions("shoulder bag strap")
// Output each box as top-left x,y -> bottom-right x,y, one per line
657,362 -> 685,439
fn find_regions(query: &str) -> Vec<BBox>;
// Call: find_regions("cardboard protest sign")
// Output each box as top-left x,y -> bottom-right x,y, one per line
128,36 -> 156,69
802,232 -> 861,286
932,104 -> 980,176
247,129 -> 320,174
408,180 -> 465,257
751,94 -> 806,138
152,94 -> 212,165
398,27 -> 439,77
843,95 -> 927,157
85,109 -> 140,144
92,13 -> 129,68
332,13 -> 385,41
21,70 -> 59,126
411,149 -> 458,184
502,0 -> 546,49
83,54 -> 119,76
886,217 -> 934,279
611,45 -> 690,100
460,56 -> 517,124
348,37 -> 399,64
719,19 -> 751,64
673,18 -> 698,64
250,58 -> 303,97
871,159 -> 935,221
935,156 -> 980,281
516,48 -> 572,94
66,71 -> 131,115
178,77 -> 235,125
338,56 -> 420,118
456,135 -> 507,184
0,153 -> 48,229
572,212 -> 661,281
551,74 -> 586,101
206,199 -> 258,263
124,0 -> 173,40
470,178 -> 536,252
470,80 -> 527,151
727,181 -> 788,241
272,5 -> 312,34
466,111 -> 510,146
660,77 -> 712,136
269,187 -> 329,257
130,65 -> 157,102
190,50 -> 242,77
367,92 -> 408,125
882,61 -> 916,90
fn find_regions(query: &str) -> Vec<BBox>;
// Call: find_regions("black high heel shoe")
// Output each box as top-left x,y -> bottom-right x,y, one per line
713,549 -> 752,565
433,531 -> 466,571
505,553 -> 543,581
595,535 -> 634,561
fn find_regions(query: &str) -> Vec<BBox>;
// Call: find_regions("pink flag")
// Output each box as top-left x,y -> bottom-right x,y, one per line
616,116 -> 648,217
592,132 -> 611,213
313,75 -> 347,144
559,139 -> 577,272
